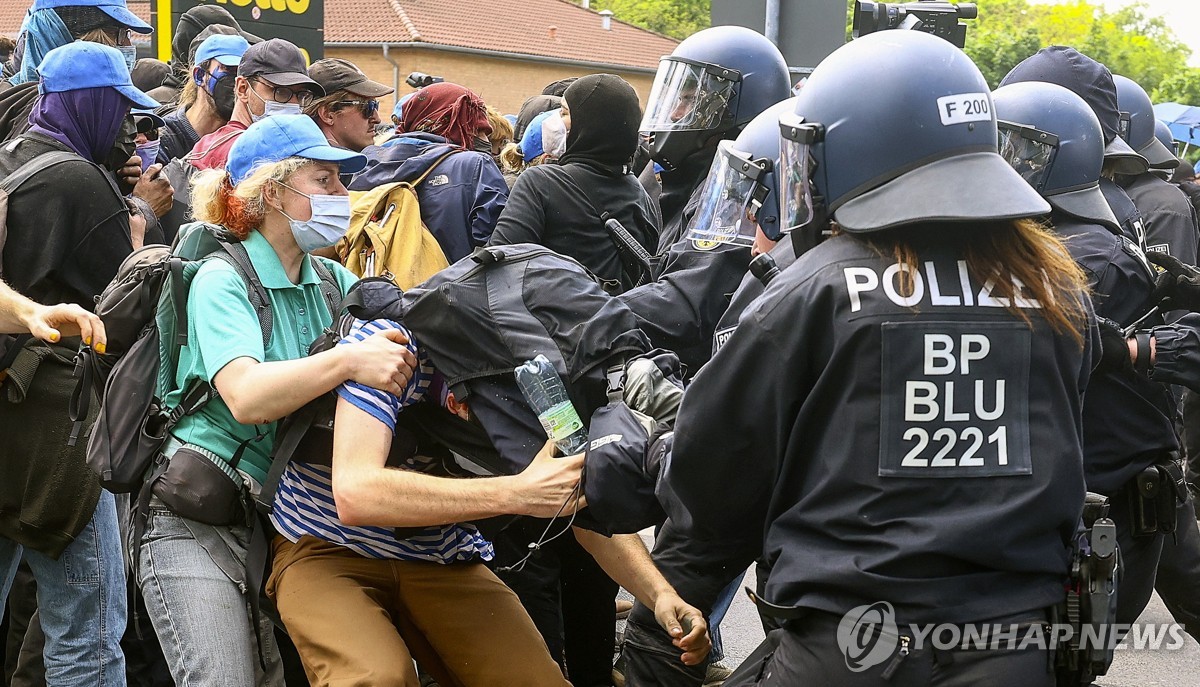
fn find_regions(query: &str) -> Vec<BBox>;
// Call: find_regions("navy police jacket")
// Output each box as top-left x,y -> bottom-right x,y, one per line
665,228 -> 1096,625
1055,217 -> 1177,494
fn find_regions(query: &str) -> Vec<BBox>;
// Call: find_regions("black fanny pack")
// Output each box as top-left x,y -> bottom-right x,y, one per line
151,445 -> 250,527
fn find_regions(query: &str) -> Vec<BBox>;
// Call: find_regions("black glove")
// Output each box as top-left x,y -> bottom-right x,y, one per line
1147,251 -> 1200,311
1096,317 -> 1133,373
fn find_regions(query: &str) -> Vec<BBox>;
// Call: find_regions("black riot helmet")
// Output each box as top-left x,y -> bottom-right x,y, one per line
780,31 -> 1048,241
991,81 -> 1120,231
1113,74 -> 1178,171
687,97 -> 794,248
640,26 -> 791,172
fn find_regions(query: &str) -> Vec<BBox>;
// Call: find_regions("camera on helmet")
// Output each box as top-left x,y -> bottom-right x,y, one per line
852,0 -> 978,48
405,72 -> 444,89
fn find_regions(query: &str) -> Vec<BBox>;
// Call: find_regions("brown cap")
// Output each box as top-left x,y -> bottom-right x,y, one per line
308,58 -> 394,98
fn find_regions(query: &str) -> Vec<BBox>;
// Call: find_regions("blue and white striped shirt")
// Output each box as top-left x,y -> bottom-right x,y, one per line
269,318 -> 493,563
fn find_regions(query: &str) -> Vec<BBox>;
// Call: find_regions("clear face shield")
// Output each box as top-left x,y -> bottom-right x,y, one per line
687,140 -> 773,247
997,121 -> 1059,193
640,57 -> 741,132
778,113 -> 823,235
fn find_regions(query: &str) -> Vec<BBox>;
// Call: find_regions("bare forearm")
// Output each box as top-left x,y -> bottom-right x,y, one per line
574,528 -> 674,608
335,467 -> 522,527
218,348 -> 352,424
0,281 -> 36,334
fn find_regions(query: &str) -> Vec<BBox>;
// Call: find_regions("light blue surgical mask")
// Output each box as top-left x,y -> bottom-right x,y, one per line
119,44 -> 137,74
249,88 -> 302,122
135,140 -> 160,173
277,182 -> 351,253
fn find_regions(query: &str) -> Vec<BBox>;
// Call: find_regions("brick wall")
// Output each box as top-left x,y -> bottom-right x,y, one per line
325,46 -> 657,116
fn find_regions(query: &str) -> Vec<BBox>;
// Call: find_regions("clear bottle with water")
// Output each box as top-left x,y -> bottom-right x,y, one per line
515,355 -> 589,456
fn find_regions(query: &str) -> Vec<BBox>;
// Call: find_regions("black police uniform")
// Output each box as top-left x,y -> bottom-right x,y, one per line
1100,178 -> 1148,250
664,228 -> 1095,685
1121,173 -> 1200,263
620,236 -> 799,687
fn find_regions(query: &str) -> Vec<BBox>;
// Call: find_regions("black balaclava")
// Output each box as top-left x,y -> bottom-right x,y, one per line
556,74 -> 641,176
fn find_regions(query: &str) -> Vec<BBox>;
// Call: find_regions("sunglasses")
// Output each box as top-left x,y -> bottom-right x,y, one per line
333,99 -> 381,117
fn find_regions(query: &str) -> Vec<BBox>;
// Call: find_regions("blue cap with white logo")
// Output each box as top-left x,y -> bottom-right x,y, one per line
194,33 -> 249,67
32,0 -> 153,34
38,42 -> 158,109
228,114 -> 367,185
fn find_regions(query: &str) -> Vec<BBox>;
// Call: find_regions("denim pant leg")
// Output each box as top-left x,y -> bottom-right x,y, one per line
22,490 -> 128,687
706,574 -> 741,663
0,535 -> 23,616
136,509 -> 282,687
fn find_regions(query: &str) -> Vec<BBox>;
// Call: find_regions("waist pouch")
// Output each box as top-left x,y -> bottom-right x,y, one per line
152,445 -> 248,527
1127,452 -> 1187,538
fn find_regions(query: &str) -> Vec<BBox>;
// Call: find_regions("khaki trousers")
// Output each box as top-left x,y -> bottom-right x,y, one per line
267,535 -> 570,687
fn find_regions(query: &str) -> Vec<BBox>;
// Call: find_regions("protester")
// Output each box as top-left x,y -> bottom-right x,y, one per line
157,31 -> 248,163
498,109 -> 562,184
147,3 -> 256,104
136,114 -> 414,686
484,104 -> 513,162
512,93 -> 562,141
304,58 -> 394,153
0,281 -> 106,347
185,38 -> 323,172
490,74 -> 658,290
0,40 -> 161,686
350,82 -> 507,261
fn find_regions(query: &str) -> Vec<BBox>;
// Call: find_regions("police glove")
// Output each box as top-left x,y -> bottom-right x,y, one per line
1096,317 -> 1133,374
1147,251 -> 1200,311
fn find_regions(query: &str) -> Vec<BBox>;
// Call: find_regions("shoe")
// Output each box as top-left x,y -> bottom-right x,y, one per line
702,662 -> 733,687
616,598 -> 634,620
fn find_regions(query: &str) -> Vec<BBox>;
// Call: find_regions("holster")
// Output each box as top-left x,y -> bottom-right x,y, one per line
1055,493 -> 1118,686
1128,452 -> 1187,539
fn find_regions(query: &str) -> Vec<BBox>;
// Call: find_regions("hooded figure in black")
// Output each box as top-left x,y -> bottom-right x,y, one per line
488,73 -> 660,292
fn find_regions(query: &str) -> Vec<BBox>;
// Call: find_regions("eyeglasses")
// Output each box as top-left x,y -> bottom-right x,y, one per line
333,100 -> 381,117
251,78 -> 315,107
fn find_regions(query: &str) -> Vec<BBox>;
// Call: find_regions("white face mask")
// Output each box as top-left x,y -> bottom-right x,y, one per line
277,182 -> 351,253
542,110 -> 568,159
249,88 -> 303,122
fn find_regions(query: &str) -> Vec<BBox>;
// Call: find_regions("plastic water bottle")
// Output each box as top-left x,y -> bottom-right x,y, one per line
515,355 -> 589,456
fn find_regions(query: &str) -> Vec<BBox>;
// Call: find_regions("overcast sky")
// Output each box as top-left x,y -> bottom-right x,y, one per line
1028,0 -> 1200,67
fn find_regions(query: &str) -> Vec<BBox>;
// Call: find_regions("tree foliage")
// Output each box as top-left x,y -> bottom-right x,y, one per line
587,0 -> 710,40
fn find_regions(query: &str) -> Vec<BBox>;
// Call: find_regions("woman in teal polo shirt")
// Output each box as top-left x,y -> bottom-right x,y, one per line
136,114 -> 418,686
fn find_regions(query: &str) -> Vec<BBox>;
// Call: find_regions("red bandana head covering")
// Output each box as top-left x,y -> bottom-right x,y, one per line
398,82 -> 491,149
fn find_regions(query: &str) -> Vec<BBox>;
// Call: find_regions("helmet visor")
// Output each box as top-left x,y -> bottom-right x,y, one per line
687,140 -> 769,247
997,121 -> 1059,193
640,57 -> 740,132
779,114 -> 820,234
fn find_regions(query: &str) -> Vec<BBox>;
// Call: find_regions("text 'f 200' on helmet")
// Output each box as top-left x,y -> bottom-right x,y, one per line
779,30 -> 1049,235
641,26 -> 791,171
688,97 -> 794,247
991,81 -> 1119,230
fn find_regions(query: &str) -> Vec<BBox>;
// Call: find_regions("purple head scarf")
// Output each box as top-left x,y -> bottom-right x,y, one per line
28,87 -> 131,163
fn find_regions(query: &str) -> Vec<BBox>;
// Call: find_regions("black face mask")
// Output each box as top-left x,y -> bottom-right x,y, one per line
104,116 -> 137,173
208,74 -> 236,121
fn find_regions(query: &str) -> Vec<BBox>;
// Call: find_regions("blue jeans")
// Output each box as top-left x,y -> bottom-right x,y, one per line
136,507 -> 282,687
0,490 -> 127,687
706,574 -> 740,663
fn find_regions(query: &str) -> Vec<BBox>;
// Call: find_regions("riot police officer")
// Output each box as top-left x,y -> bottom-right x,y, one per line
991,80 -> 1182,631
618,98 -> 795,687
619,27 -> 792,376
667,32 -> 1096,686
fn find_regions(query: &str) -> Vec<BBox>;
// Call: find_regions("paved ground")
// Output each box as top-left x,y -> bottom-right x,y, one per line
622,531 -> 1200,684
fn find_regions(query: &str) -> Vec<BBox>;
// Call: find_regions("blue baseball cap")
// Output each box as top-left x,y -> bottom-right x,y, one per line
38,42 -> 158,109
228,114 -> 367,185
194,33 -> 249,68
33,0 -> 152,34
391,92 -> 415,122
519,109 -> 553,162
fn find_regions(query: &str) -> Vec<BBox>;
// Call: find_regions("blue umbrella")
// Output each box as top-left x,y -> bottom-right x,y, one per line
1155,101 -> 1200,152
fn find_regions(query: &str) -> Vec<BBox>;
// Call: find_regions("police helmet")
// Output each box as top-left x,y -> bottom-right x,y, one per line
991,81 -> 1119,230
780,31 -> 1048,235
1000,47 -> 1148,176
687,97 -> 794,247
1113,75 -> 1177,171
641,26 -> 791,172
1154,120 -> 1179,160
